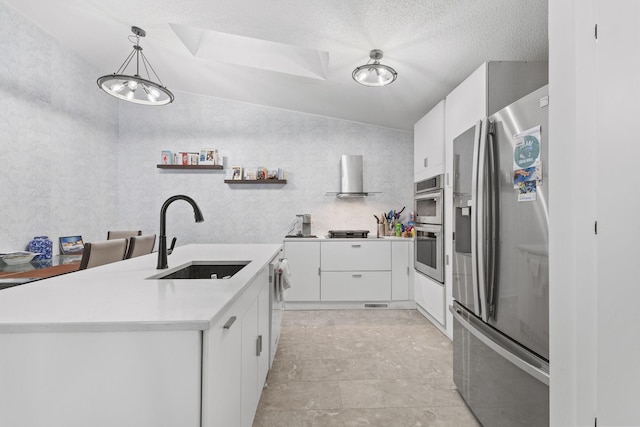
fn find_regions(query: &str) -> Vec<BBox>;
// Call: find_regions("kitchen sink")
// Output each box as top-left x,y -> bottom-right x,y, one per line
148,261 -> 250,280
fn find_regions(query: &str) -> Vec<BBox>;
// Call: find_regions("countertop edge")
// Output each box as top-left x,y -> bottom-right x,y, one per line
0,244 -> 283,334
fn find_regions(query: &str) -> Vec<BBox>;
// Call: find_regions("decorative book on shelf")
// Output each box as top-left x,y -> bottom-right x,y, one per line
157,164 -> 223,170
224,179 -> 287,184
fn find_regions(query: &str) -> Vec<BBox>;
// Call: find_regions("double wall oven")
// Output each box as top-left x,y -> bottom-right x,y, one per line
414,174 -> 444,283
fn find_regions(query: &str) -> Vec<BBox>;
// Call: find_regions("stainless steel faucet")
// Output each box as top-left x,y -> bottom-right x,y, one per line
157,195 -> 204,269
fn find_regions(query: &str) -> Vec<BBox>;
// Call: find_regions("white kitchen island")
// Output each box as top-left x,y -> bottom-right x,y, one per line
0,243 -> 282,427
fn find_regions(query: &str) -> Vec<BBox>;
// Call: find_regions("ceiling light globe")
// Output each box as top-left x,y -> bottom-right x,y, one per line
352,64 -> 397,87
352,49 -> 397,87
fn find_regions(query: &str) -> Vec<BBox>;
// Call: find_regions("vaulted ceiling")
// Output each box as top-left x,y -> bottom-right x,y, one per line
6,0 -> 548,131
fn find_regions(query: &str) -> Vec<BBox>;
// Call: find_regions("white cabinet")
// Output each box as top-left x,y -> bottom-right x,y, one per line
241,296 -> 259,427
241,268 -> 270,427
414,271 -> 445,326
0,331 -> 202,427
321,272 -> 391,301
414,99 -> 446,182
203,304 -> 242,427
284,240 -> 413,303
202,268 -> 271,427
283,241 -> 320,301
321,241 -> 391,271
391,241 -> 411,301
320,241 -> 392,302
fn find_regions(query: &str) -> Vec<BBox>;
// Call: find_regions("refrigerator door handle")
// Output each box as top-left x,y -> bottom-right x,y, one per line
486,121 -> 498,319
470,120 -> 483,318
450,304 -> 549,386
475,117 -> 489,322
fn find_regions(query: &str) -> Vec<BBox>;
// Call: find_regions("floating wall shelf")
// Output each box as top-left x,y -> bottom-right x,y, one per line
157,164 -> 223,170
224,180 -> 287,184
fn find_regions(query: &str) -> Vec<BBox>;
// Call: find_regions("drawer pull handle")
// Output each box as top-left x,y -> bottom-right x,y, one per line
223,316 -> 237,329
352,274 -> 363,278
351,244 -> 361,248
256,335 -> 263,356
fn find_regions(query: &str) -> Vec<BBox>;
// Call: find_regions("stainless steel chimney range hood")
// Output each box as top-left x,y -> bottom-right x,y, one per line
326,155 -> 379,198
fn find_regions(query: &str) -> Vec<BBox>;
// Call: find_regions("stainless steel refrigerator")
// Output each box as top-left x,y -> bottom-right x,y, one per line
451,85 -> 550,426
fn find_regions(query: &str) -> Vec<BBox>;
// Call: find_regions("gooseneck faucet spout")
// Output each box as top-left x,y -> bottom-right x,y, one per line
157,195 -> 205,269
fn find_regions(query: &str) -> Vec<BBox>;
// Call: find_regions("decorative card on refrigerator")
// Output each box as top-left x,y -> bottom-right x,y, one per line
513,126 -> 542,171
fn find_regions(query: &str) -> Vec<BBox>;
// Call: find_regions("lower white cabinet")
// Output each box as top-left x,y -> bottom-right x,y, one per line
284,239 -> 413,303
321,271 -> 392,301
203,303 -> 242,426
414,271 -> 445,325
321,241 -> 391,271
391,241 -> 411,301
241,281 -> 270,427
0,330 -> 202,427
283,241 -> 320,301
202,267 -> 270,427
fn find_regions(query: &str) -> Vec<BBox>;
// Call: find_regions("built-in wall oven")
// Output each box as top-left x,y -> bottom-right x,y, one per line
414,175 -> 444,283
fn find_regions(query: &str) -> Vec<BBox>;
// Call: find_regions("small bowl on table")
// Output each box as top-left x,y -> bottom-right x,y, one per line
0,252 -> 39,265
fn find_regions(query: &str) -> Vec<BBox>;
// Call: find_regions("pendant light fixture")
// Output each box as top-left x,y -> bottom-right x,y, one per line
352,49 -> 397,87
97,26 -> 174,105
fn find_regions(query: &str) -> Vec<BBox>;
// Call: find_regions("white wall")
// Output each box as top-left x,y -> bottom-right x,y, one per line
116,94 -> 413,245
0,2 -> 120,253
0,0 -> 413,253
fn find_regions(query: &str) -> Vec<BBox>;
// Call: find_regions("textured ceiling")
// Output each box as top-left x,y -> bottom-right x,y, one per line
6,0 -> 548,131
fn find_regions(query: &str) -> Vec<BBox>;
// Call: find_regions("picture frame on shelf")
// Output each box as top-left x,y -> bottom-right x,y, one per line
161,150 -> 172,165
256,167 -> 267,180
199,149 -> 218,165
231,166 -> 243,180
244,167 -> 257,180
178,152 -> 189,165
189,152 -> 199,165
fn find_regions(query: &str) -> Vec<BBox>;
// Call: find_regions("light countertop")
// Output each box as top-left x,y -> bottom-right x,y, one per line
0,244 -> 282,334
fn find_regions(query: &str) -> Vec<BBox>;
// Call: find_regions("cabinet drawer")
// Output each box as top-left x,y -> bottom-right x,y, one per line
414,272 -> 445,325
321,271 -> 391,301
321,241 -> 391,271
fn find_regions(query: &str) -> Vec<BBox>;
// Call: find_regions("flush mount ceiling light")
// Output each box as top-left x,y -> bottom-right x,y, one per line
352,49 -> 397,87
97,26 -> 174,106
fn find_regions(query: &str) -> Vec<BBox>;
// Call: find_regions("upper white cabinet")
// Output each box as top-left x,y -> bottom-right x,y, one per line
414,99 -> 446,182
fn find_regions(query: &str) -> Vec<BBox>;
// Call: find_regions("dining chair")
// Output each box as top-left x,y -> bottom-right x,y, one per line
107,230 -> 142,240
107,230 -> 141,256
78,239 -> 128,270
125,234 -> 157,259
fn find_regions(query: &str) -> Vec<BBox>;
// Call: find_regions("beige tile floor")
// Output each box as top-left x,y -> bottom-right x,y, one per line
253,309 -> 481,427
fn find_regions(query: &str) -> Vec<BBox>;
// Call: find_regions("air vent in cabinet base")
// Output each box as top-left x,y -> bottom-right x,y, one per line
363,303 -> 388,309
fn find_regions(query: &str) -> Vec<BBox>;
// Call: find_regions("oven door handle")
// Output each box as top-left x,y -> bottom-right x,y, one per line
414,191 -> 443,202
415,224 -> 442,233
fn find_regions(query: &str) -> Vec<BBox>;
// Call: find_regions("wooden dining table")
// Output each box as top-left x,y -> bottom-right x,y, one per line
0,256 -> 81,283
